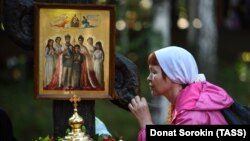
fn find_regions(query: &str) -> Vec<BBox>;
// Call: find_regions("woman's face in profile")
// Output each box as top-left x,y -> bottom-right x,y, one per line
147,64 -> 173,97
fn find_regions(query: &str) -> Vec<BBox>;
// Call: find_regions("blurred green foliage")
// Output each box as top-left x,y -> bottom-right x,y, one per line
0,80 -> 53,141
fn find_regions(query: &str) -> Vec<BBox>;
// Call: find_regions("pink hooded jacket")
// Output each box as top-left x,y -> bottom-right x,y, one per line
138,81 -> 234,141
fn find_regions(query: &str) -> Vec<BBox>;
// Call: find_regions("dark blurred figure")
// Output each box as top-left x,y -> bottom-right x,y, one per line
0,108 -> 17,141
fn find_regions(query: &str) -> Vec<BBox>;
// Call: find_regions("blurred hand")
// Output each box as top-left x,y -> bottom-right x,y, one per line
128,95 -> 153,129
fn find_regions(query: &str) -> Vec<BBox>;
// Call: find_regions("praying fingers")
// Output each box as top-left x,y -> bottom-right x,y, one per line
128,95 -> 153,129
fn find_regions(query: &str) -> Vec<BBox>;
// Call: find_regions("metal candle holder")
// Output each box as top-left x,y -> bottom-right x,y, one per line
63,95 -> 93,141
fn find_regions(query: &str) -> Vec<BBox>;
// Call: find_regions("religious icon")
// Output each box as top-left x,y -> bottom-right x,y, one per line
34,3 -> 115,100
71,14 -> 80,27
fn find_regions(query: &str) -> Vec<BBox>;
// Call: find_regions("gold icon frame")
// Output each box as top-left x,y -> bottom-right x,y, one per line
34,3 -> 115,100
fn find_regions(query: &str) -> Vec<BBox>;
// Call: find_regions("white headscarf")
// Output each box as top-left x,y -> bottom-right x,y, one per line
155,46 -> 206,84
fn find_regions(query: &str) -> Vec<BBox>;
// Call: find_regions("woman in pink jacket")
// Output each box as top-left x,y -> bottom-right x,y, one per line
128,46 -> 234,141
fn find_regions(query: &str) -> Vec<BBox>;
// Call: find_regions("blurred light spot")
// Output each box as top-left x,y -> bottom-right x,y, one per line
192,18 -> 202,29
126,11 -> 137,19
127,52 -> 138,62
6,56 -> 18,69
1,22 -> 5,31
134,22 -> 142,31
177,17 -> 189,29
239,72 -> 247,82
241,52 -> 250,62
12,68 -> 21,81
116,20 -> 126,31
140,0 -> 153,10
236,61 -> 248,82
238,66 -> 247,82
97,0 -> 106,4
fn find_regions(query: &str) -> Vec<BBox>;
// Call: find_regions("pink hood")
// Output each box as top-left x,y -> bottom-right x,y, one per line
172,81 -> 234,124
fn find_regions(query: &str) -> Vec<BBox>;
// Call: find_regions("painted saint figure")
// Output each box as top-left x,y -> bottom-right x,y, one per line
44,39 -> 55,88
78,35 -> 89,88
93,41 -> 104,88
47,36 -> 63,89
78,35 -> 100,90
61,34 -> 73,89
81,16 -> 90,28
71,14 -> 79,27
86,37 -> 96,62
71,45 -> 83,89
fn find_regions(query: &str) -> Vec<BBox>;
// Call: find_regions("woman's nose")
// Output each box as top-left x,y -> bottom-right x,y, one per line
147,74 -> 151,81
